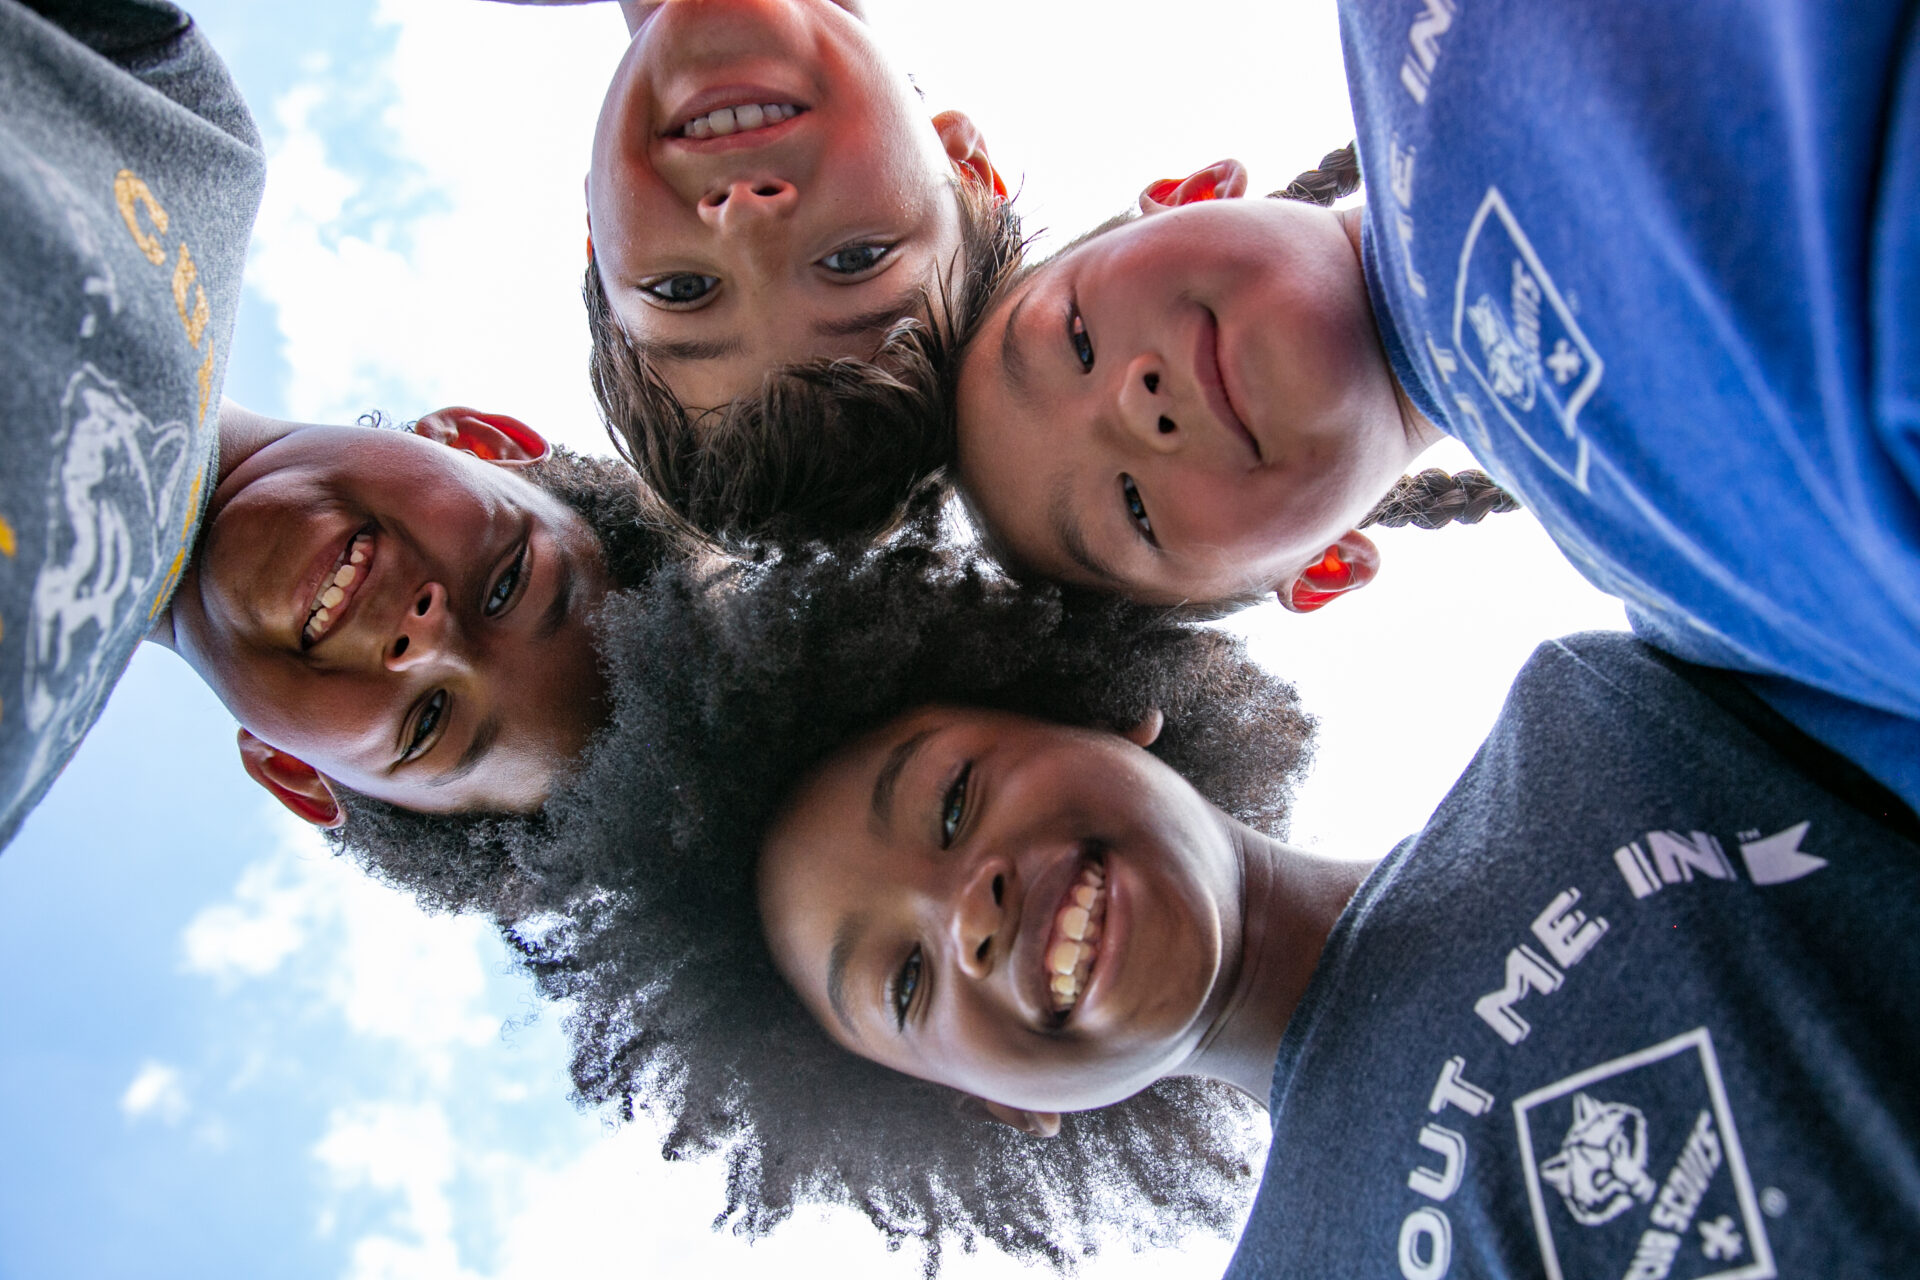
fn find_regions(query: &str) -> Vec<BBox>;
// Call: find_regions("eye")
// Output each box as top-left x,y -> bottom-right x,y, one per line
639,273 -> 719,306
402,689 -> 448,762
891,947 -> 923,1030
819,243 -> 892,275
1121,475 -> 1156,545
940,762 -> 972,848
485,543 -> 528,617
1068,303 -> 1094,371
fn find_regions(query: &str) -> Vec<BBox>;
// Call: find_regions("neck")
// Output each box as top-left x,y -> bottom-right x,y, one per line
146,398 -> 300,649
1181,824 -> 1375,1103
1336,203 -> 1445,462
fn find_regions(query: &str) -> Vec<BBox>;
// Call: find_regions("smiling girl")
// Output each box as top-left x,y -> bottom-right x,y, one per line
380,521 -> 1920,1273
945,0 -> 1920,815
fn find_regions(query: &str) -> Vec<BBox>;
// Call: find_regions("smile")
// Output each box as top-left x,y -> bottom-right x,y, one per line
1196,308 -> 1262,463
1044,855 -> 1109,1015
303,529 -> 372,646
678,102 -> 803,139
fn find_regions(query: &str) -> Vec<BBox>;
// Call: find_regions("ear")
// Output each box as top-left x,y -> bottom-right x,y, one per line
412,407 -> 551,467
1120,707 -> 1164,748
980,1098 -> 1062,1138
1277,529 -> 1380,614
1138,158 -> 1250,215
932,109 -> 1009,204
237,729 -> 344,829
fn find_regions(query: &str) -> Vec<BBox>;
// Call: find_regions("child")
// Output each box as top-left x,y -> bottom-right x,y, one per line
1,0 -> 675,846
568,0 -> 1022,538
152,400 -> 671,830
364,525 -> 1920,1272
940,0 -> 1920,814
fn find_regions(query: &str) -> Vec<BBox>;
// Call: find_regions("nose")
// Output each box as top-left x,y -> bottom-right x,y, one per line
697,177 -> 797,235
384,582 -> 455,671
949,857 -> 1011,981
1115,354 -> 1184,453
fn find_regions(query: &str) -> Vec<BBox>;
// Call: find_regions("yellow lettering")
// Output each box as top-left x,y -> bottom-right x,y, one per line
194,340 -> 215,427
150,469 -> 204,618
114,170 -> 169,265
171,244 -> 211,347
0,512 -> 15,557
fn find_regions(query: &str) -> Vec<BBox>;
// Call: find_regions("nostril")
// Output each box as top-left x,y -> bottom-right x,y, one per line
392,636 -> 409,658
1144,372 -> 1160,394
1158,415 -> 1176,435
992,874 -> 1004,906
975,936 -> 991,962
752,183 -> 782,197
415,595 -> 430,617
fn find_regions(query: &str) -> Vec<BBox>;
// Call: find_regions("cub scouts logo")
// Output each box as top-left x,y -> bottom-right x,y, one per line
1513,1028 -> 1774,1280
1539,1094 -> 1655,1225
1452,188 -> 1603,493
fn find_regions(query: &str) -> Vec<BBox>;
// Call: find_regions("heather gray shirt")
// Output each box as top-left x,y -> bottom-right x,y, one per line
0,0 -> 264,846
1226,634 -> 1920,1280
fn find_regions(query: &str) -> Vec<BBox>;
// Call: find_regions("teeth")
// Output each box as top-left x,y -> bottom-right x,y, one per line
304,531 -> 371,644
1047,860 -> 1109,1014
1061,905 -> 1090,941
680,102 -> 800,139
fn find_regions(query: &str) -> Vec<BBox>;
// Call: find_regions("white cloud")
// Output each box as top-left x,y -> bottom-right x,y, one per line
120,1060 -> 190,1126
243,0 -> 625,451
182,809 -> 500,1074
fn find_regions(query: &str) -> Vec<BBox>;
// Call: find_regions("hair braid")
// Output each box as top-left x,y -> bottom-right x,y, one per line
1360,468 -> 1523,530
1271,142 -> 1363,206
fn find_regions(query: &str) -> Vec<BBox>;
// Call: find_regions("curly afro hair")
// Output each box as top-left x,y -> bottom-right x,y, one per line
342,505 -> 1317,1271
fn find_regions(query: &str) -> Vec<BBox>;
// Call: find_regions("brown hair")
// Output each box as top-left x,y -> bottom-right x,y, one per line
586,179 -> 1026,548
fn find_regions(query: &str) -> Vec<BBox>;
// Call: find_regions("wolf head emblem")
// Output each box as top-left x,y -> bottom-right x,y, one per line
1538,1093 -> 1657,1226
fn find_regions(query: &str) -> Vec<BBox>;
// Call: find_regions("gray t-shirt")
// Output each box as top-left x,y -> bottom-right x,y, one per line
1225,634 -> 1920,1280
0,0 -> 264,846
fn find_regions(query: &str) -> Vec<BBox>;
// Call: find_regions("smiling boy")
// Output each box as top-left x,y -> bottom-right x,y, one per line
559,0 -> 1018,540
2,0 -> 671,848
150,402 -> 657,827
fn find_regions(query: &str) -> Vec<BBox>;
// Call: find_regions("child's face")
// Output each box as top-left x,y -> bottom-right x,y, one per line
955,195 -> 1414,607
168,420 -> 612,816
757,706 -> 1244,1116
589,0 -> 993,411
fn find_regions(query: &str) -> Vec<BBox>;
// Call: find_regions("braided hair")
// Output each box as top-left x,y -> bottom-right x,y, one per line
1360,467 -> 1524,530
1274,144 -> 1522,534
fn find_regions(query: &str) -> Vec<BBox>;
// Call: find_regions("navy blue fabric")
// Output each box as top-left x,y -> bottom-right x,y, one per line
1223,633 -> 1920,1280
0,0 -> 264,846
1339,0 -> 1920,813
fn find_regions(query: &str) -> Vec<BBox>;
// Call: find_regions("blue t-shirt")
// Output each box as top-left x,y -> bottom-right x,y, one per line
0,0 -> 263,846
1224,634 -> 1920,1280
1340,0 -> 1920,813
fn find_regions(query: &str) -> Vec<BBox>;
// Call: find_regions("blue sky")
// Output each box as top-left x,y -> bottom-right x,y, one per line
0,4 -> 1625,1278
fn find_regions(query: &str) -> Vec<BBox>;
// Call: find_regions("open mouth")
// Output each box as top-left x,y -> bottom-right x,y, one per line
1044,854 -> 1109,1016
302,529 -> 372,646
675,102 -> 805,139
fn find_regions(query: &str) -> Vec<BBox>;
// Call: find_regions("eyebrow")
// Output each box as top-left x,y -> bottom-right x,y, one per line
536,551 -> 576,642
999,288 -> 1035,402
638,335 -> 747,363
813,286 -> 926,340
826,914 -> 868,1038
1049,472 -> 1127,589
430,712 -> 501,788
870,727 -> 937,832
